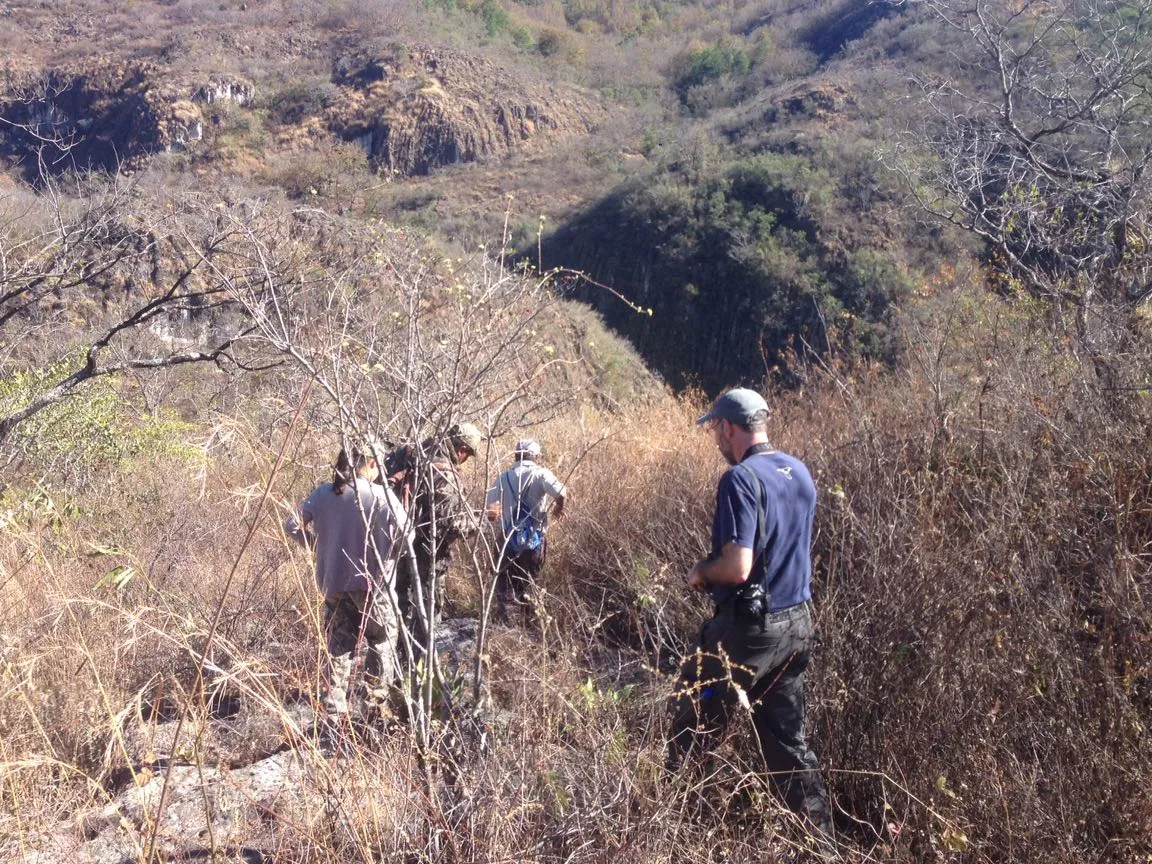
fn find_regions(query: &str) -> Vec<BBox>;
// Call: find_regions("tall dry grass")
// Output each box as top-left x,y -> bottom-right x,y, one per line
497,270 -> 1152,863
2,272 -> 1151,863
0,387 -> 818,863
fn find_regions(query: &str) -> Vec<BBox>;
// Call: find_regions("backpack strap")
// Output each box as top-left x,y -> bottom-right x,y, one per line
503,470 -> 526,526
735,461 -> 770,598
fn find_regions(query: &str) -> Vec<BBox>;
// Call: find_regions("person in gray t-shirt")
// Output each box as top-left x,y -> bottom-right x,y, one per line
485,438 -> 567,623
286,441 -> 412,718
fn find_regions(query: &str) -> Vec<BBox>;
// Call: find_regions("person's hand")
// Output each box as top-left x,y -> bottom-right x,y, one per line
461,508 -> 483,535
686,563 -> 708,592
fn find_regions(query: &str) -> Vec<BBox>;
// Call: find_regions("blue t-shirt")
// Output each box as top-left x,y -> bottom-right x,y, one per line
709,449 -> 816,611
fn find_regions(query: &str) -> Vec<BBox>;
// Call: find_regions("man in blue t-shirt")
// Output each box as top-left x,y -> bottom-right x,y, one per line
667,388 -> 833,845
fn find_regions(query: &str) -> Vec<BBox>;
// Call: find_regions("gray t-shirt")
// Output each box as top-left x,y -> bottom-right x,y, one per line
286,477 -> 412,596
485,459 -> 567,537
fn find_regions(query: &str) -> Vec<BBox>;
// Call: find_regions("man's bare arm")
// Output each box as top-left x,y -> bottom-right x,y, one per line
687,542 -> 752,591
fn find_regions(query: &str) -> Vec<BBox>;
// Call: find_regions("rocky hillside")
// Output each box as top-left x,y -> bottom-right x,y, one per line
0,60 -> 248,171
0,45 -> 602,179
328,47 -> 603,176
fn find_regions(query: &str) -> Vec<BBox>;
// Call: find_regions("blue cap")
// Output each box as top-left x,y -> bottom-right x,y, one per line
696,388 -> 770,426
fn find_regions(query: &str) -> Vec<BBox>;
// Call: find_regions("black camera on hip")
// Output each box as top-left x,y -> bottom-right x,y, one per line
736,581 -> 767,619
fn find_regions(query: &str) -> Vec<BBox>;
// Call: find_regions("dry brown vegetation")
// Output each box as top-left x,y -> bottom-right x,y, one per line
2,2 -> 1151,862
2,261 -> 1150,862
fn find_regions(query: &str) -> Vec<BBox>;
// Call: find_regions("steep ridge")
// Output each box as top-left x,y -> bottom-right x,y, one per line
0,46 -> 603,179
328,46 -> 604,176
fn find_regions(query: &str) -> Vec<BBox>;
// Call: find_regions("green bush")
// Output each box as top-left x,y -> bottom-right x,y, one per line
536,148 -> 907,389
675,42 -> 750,95
537,28 -> 564,56
0,360 -> 200,480
480,0 -> 510,36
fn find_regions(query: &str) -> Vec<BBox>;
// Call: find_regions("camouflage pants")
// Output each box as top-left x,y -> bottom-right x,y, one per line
322,590 -> 399,717
396,549 -> 448,631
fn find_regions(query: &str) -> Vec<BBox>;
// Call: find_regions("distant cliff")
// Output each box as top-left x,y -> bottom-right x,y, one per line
329,46 -> 603,176
0,47 -> 601,179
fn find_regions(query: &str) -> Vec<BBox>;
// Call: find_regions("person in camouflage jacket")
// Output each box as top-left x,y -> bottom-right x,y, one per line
385,423 -> 483,630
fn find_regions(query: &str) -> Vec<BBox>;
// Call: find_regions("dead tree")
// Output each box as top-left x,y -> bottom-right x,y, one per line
0,174 -> 296,456
891,0 -> 1152,362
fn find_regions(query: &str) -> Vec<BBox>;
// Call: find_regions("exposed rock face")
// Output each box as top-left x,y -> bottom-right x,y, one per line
329,47 -> 602,176
1,63 -> 175,170
0,62 -> 231,171
0,47 -> 599,178
193,75 -> 256,107
168,99 -> 204,146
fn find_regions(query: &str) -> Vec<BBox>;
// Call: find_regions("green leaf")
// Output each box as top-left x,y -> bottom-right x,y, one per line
87,543 -> 130,557
936,774 -> 958,798
95,565 -> 135,591
941,826 -> 969,852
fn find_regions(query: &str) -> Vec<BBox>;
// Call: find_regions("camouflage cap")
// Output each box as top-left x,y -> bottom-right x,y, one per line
360,435 -> 385,463
448,422 -> 484,455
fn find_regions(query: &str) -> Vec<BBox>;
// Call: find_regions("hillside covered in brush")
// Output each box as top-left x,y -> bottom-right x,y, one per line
2,0 -> 971,388
2,1 -> 1151,863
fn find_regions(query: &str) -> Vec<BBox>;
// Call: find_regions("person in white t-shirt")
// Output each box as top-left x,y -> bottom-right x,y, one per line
485,438 -> 567,623
285,440 -> 412,718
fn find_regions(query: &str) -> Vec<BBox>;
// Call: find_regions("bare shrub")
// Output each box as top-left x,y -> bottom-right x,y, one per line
790,268 -> 1152,861
890,0 -> 1152,368
2,195 -> 1150,864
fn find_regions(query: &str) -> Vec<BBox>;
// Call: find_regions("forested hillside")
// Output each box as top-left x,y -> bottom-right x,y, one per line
1,1 -> 1151,863
0,0 -> 960,389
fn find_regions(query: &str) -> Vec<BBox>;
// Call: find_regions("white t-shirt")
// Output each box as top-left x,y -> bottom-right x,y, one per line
486,459 -> 567,537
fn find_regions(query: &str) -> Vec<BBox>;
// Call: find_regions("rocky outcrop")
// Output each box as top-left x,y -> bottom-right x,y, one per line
0,691 -> 319,864
0,47 -> 599,178
718,80 -> 857,147
0,64 -> 257,173
7,750 -> 315,864
0,63 -> 183,171
193,75 -> 256,107
168,99 -> 204,146
0,618 -> 486,864
328,47 -> 603,176
771,81 -> 854,120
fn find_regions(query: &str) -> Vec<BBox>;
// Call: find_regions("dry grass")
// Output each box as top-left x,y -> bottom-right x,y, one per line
2,268 -> 1151,863
0,396 -> 808,863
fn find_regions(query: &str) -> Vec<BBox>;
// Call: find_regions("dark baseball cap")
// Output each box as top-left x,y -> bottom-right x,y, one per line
696,388 -> 770,426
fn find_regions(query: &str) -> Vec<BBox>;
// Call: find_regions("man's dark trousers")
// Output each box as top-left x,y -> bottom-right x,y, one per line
667,599 -> 832,837
496,538 -> 546,622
